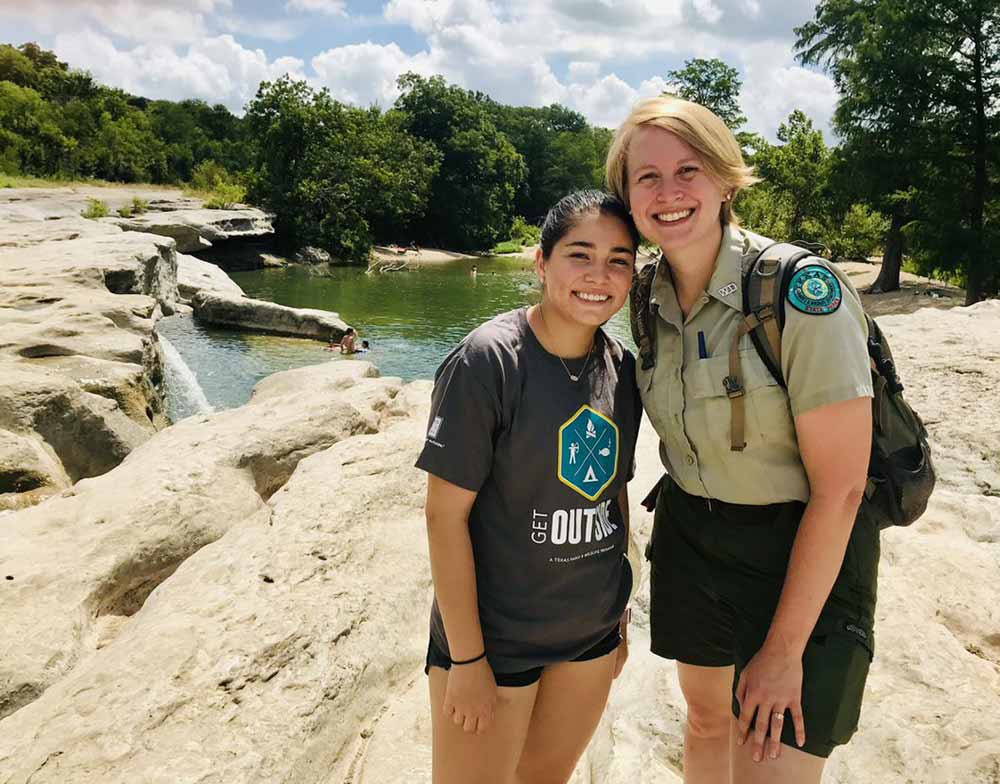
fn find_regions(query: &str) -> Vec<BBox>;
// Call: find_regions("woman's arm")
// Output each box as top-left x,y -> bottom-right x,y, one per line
735,395 -> 871,761
425,473 -> 497,734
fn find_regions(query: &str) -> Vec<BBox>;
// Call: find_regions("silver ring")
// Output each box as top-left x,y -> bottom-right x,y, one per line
773,712 -> 785,721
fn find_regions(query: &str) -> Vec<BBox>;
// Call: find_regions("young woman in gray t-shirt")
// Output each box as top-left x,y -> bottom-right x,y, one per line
416,190 -> 643,783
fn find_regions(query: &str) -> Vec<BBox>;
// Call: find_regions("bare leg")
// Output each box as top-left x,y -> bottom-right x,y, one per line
514,650 -> 619,784
429,666 -> 539,784
730,722 -> 825,784
677,662 -> 735,784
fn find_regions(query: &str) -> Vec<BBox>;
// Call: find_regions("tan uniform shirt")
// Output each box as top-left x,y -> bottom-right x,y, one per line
637,224 -> 873,505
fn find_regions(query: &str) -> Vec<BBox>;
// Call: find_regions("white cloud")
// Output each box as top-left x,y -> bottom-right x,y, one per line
568,61 -> 600,83
739,44 -> 838,141
693,0 -> 723,25
311,42 -> 435,106
51,30 -> 305,113
8,0 -> 837,139
284,0 -> 347,16
217,15 -> 300,42
1,0 -> 230,44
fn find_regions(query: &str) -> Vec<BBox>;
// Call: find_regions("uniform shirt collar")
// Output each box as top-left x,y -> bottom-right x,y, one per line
649,255 -> 683,329
705,223 -> 747,312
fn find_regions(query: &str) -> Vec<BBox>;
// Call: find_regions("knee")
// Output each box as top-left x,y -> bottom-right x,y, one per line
514,757 -> 572,784
514,770 -> 567,784
684,698 -> 732,741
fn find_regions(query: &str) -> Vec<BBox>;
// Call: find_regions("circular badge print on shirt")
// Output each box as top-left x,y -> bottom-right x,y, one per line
787,265 -> 842,315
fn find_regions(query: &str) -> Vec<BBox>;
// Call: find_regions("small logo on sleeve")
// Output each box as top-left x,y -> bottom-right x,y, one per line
787,265 -> 842,315
425,416 -> 445,447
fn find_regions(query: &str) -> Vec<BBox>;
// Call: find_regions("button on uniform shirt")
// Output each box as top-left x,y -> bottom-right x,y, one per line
637,224 -> 873,505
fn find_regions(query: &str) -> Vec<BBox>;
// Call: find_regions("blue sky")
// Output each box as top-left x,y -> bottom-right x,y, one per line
1,0 -> 839,139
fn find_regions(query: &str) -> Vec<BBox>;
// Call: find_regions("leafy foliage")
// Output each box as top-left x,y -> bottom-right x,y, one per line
244,76 -> 439,261
796,0 -> 1000,301
81,197 -> 109,219
0,43 -> 244,184
665,58 -> 747,130
394,73 -> 526,251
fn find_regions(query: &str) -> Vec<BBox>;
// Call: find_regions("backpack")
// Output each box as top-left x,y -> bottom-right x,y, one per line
629,242 -> 935,529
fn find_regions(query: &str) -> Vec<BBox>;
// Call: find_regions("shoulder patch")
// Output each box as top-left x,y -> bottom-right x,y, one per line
787,264 -> 842,315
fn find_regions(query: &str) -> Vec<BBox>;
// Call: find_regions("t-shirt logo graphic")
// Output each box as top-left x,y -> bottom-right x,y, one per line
557,405 -> 619,501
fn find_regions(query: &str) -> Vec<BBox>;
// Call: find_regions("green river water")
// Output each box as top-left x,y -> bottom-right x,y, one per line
156,256 -> 635,421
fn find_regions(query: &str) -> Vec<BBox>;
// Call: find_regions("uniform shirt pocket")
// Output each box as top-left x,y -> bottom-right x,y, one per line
685,351 -> 792,451
684,354 -> 735,449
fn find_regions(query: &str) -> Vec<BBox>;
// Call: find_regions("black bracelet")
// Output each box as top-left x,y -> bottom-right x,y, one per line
450,650 -> 487,666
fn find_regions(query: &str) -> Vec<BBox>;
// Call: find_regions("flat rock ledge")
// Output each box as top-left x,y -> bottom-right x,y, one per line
104,207 -> 273,254
192,291 -> 349,341
0,186 -> 345,509
1,304 -> 999,783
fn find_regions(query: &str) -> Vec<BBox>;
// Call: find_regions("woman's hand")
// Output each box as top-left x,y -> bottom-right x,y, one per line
734,643 -> 806,762
443,658 -> 497,734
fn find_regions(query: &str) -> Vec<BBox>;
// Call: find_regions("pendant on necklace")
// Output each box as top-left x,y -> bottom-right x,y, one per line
569,373 -> 579,382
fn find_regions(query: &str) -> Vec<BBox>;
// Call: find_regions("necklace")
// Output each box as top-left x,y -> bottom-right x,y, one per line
536,306 -> 594,382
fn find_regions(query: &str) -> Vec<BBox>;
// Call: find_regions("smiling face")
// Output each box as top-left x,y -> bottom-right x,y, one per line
626,125 -> 728,262
536,210 -> 636,332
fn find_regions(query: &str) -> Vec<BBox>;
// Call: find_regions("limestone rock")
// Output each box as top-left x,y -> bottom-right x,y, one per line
0,365 -> 151,485
104,208 -> 273,254
177,252 -> 246,301
295,246 -> 332,265
0,362 -> 401,728
0,429 -> 70,511
192,291 -> 349,341
0,187 -> 265,511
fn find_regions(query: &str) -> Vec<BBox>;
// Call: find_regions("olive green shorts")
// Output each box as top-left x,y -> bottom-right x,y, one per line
647,476 -> 879,758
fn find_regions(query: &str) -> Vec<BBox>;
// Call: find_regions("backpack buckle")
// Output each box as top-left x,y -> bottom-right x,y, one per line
754,304 -> 775,322
755,255 -> 782,277
723,376 -> 744,398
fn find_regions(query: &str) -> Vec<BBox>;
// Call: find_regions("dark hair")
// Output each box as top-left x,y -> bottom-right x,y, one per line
539,190 -> 639,258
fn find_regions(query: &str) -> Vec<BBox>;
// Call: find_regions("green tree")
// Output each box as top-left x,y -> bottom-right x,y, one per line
0,81 -> 73,174
487,102 -> 606,221
395,73 -> 526,250
797,0 -> 1000,302
746,110 -> 831,241
665,58 -> 747,130
245,76 -> 439,261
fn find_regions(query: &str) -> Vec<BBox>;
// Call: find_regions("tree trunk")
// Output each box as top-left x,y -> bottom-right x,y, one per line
869,209 -> 905,293
965,11 -> 988,306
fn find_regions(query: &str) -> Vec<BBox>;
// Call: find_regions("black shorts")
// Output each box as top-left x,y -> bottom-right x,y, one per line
425,627 -> 622,688
647,476 -> 879,758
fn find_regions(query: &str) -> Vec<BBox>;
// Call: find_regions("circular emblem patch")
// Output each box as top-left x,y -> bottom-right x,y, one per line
787,265 -> 842,315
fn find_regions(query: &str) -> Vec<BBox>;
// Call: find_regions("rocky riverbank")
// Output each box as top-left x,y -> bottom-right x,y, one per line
1,187 -> 998,782
1,299 -> 998,782
0,186 -> 346,510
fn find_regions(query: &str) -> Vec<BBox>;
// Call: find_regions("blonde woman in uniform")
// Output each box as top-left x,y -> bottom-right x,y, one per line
606,97 -> 878,783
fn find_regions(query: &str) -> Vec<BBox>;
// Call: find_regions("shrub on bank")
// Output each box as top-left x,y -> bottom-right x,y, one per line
491,240 -> 522,254
81,197 -> 109,219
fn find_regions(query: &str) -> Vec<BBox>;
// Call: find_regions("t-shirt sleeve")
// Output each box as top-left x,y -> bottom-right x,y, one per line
414,341 -> 502,492
781,262 -> 874,417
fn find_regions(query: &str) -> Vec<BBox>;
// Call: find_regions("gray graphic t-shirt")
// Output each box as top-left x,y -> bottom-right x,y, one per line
416,307 -> 642,673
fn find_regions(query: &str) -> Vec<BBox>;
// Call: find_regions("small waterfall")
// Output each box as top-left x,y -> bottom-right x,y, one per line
158,334 -> 214,421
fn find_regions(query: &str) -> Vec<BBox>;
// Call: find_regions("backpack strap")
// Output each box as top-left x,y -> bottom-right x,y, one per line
629,260 -> 659,371
725,242 -> 814,452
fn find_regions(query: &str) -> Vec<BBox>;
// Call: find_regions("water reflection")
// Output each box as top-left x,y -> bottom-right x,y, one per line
157,257 -> 635,417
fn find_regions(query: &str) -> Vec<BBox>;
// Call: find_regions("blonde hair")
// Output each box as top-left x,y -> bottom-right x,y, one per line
605,95 -> 759,224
